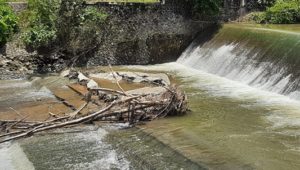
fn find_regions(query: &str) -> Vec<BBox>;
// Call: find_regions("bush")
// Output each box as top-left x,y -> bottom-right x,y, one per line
250,12 -> 267,23
21,0 -> 108,56
251,0 -> 300,24
188,0 -> 223,17
22,26 -> 56,47
20,0 -> 60,46
266,1 -> 300,24
0,0 -> 18,45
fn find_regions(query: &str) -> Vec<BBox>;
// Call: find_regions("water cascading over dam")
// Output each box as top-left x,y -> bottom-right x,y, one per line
130,23 -> 300,170
3,23 -> 300,170
177,23 -> 300,100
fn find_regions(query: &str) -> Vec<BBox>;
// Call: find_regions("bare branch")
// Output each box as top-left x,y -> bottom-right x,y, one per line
108,64 -> 129,96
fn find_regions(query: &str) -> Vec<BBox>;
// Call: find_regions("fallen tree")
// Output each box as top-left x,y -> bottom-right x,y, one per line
0,66 -> 189,143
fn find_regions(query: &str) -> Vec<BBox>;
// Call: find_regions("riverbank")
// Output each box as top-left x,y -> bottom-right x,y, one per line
0,0 -> 214,80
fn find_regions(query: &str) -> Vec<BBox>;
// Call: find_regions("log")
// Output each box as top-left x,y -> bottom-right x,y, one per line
130,100 -> 168,105
0,66 -> 189,143
130,103 -> 135,124
94,104 -> 159,121
89,87 -> 125,96
131,72 -> 174,94
10,107 -> 24,118
0,95 -> 142,143
0,123 -> 46,143
152,95 -> 175,120
109,64 -> 129,96
5,116 -> 28,133
49,112 -> 59,118
0,120 -> 43,124
69,102 -> 88,120
0,130 -> 26,138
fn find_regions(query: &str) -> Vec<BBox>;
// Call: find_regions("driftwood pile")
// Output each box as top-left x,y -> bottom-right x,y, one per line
0,65 -> 189,143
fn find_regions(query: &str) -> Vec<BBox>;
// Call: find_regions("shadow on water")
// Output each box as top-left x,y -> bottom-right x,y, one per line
192,23 -> 223,49
181,23 -> 223,58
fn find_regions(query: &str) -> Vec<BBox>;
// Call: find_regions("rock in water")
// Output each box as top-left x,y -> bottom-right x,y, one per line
87,79 -> 98,89
78,72 -> 90,82
60,69 -> 70,77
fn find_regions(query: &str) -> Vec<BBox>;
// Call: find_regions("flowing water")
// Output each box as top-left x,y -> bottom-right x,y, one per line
1,23 -> 300,170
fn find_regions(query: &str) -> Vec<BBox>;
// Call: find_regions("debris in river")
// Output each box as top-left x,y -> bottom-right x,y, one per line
0,65 -> 189,143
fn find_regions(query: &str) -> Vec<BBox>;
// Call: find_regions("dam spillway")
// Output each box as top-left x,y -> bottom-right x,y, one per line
2,23 -> 300,170
177,23 -> 300,100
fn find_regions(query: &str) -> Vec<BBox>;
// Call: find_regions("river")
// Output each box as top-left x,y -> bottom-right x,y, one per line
1,23 -> 300,170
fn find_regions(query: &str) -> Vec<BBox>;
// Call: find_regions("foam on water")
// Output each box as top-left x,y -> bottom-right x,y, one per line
177,43 -> 297,97
0,80 -> 32,89
65,128 -> 130,170
19,126 -> 132,170
9,143 -> 35,170
0,142 -> 35,170
0,142 -> 16,170
124,62 -> 300,169
0,78 -> 55,111
67,151 -> 130,170
127,63 -> 300,134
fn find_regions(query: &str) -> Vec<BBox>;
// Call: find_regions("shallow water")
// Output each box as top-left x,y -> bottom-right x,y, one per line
20,126 -> 132,170
2,23 -> 300,170
0,73 -> 201,170
1,63 -> 300,169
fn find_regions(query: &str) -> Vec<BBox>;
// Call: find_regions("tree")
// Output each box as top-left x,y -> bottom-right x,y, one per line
0,0 -> 18,45
21,0 -> 109,66
189,0 -> 223,17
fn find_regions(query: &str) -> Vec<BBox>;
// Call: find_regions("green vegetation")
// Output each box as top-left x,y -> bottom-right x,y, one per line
189,0 -> 223,17
2,0 -> 223,53
19,0 -> 108,63
6,0 -> 158,2
264,0 -> 277,7
251,0 -> 300,24
0,0 -> 18,45
20,0 -> 59,47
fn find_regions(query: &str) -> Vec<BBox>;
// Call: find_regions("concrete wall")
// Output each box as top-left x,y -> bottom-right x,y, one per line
7,2 -> 27,14
1,0 -> 214,79
218,0 -> 267,21
81,0 -> 213,67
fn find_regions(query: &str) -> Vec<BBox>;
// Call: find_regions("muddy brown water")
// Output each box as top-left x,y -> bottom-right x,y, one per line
2,23 -> 300,170
0,69 -> 199,170
1,63 -> 300,170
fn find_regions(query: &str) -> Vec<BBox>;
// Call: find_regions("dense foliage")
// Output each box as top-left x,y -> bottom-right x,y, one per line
20,0 -> 108,57
251,0 -> 300,24
189,0 -> 223,17
264,0 -> 277,7
0,0 -> 18,45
